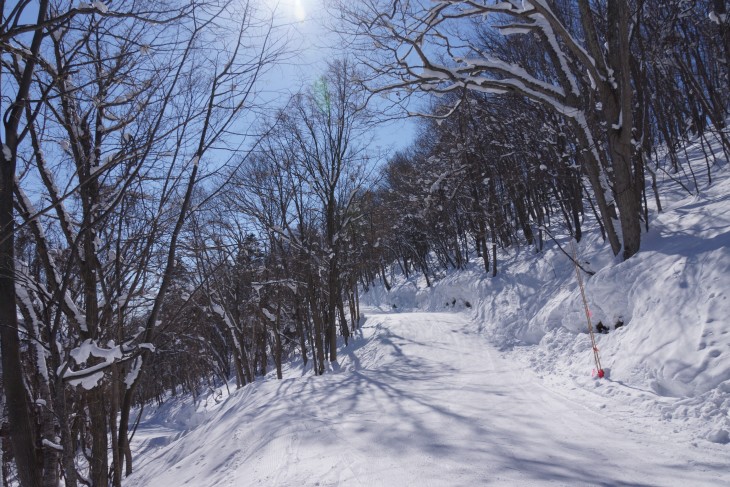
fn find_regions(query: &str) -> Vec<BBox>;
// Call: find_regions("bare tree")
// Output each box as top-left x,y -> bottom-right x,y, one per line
340,0 -> 650,259
284,59 -> 374,361
3,0 -> 287,483
2,2 -> 71,484
227,59 -> 375,370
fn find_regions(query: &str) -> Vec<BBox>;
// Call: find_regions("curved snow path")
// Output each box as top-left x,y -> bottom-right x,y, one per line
127,311 -> 728,486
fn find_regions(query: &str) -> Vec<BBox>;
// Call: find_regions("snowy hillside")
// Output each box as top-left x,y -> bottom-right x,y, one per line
125,137 -> 730,485
363,136 -> 730,446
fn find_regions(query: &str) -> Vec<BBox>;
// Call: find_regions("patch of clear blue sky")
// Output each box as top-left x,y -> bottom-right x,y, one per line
2,1 -> 416,161
259,0 -> 417,155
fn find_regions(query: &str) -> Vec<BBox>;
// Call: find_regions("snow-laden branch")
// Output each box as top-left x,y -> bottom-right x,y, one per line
453,56 -> 566,98
59,338 -> 155,390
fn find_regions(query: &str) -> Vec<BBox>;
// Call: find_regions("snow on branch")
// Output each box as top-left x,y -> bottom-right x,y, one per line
453,56 -> 566,98
60,339 -> 156,390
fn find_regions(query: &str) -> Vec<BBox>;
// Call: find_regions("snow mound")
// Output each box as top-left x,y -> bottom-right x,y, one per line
364,137 -> 730,444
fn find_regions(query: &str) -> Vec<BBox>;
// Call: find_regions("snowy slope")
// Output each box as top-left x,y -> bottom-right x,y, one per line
363,136 -> 730,445
126,312 -> 728,486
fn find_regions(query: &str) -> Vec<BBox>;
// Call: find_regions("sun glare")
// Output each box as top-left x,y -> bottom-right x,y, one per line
270,0 -> 306,22
294,0 -> 306,21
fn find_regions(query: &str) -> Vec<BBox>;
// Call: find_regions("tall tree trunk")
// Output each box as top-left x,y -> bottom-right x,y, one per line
607,0 -> 641,259
609,135 -> 642,259
239,335 -> 254,384
713,0 -> 730,93
0,2 -> 48,485
577,136 -> 622,256
353,284 -> 360,326
327,257 -> 338,362
480,220 -> 490,275
0,290 -> 40,487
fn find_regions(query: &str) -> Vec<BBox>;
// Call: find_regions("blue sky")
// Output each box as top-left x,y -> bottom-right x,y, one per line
259,0 -> 417,154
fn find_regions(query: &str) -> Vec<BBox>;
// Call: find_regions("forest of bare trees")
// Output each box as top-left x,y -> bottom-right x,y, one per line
1,0 -> 728,484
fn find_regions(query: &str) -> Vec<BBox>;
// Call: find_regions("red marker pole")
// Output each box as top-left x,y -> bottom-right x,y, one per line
571,241 -> 604,378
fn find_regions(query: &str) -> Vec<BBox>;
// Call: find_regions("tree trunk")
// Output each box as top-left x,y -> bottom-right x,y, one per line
55,376 -> 78,487
353,284 -> 360,326
327,263 -> 338,362
337,295 -> 350,346
110,364 -> 122,487
578,142 -> 621,256
607,0 -> 641,259
380,262 -> 391,291
308,290 -> 326,375
295,305 -> 308,366
491,242 -> 497,278
39,381 -> 59,487
0,141 -> 42,487
88,388 -> 108,486
273,305 -> 283,380
0,2 -> 48,484
609,136 -> 642,259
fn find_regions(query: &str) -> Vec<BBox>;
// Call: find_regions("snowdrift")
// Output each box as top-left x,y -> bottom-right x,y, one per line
362,137 -> 730,444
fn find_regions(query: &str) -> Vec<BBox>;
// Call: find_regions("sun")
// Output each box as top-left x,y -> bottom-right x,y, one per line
268,0 -> 306,22
294,0 -> 306,21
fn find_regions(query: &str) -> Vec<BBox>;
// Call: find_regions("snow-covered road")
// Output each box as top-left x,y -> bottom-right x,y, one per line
127,311 -> 728,486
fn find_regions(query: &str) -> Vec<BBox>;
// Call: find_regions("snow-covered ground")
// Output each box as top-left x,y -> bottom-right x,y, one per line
363,135 -> 730,447
126,137 -> 729,485
126,311 -> 728,486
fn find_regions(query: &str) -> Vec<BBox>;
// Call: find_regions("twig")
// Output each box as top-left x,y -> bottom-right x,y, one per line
541,226 -> 595,276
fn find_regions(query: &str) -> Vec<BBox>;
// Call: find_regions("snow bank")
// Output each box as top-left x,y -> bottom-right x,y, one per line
363,136 -> 730,444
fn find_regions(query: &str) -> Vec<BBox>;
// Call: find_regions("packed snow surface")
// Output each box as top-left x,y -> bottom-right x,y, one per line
128,138 -> 729,485
127,312 -> 728,486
